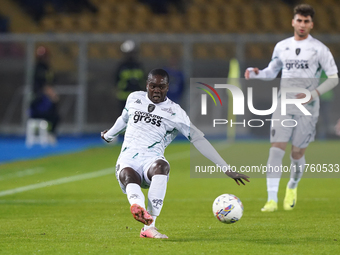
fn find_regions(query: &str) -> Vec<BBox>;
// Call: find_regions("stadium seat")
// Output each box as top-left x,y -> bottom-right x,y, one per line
212,45 -> 228,59
241,7 -> 258,33
141,44 -> 157,59
246,44 -> 265,59
150,16 -> 167,33
221,6 -> 239,33
314,7 -> 332,33
204,6 -> 221,33
41,16 -> 57,32
194,44 -> 210,59
168,15 -> 186,33
277,5 -> 293,33
258,5 -> 277,33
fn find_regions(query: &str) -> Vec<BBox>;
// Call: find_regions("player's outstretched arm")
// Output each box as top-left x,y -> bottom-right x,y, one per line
244,67 -> 259,80
191,135 -> 250,185
101,116 -> 127,143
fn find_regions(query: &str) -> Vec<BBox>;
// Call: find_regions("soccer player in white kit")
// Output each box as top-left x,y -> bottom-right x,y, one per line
245,4 -> 338,212
102,69 -> 249,238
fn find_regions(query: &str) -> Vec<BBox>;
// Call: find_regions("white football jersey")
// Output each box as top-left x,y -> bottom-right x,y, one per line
267,35 -> 338,116
119,91 -> 202,156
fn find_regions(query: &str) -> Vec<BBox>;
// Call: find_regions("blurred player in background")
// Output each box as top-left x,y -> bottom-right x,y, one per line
102,68 -> 249,238
245,4 -> 338,212
29,46 -> 60,143
114,40 -> 145,112
163,56 -> 185,104
335,119 -> 340,136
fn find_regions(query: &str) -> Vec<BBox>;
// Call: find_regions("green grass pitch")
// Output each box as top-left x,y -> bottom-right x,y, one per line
0,141 -> 339,254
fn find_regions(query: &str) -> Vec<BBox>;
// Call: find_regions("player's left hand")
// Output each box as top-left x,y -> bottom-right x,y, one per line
101,130 -> 110,143
224,170 -> 250,185
296,93 -> 312,104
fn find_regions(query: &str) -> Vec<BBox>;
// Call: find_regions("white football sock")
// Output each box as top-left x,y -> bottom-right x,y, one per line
126,183 -> 145,208
144,216 -> 157,230
266,147 -> 285,203
288,154 -> 305,189
147,175 -> 167,218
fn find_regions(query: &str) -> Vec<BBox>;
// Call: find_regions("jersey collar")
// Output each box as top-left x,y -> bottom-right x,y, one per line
293,34 -> 312,43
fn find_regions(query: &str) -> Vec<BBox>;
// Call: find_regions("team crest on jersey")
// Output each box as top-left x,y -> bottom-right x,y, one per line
148,104 -> 155,113
296,48 -> 301,55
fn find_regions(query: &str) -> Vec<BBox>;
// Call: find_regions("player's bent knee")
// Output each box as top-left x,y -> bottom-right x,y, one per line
291,146 -> 306,160
291,151 -> 305,160
119,167 -> 141,187
147,160 -> 170,180
271,142 -> 287,151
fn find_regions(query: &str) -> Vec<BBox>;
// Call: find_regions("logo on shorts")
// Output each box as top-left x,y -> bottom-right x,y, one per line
272,129 -> 276,137
152,199 -> 163,209
296,48 -> 301,55
116,164 -> 120,172
148,104 -> 155,113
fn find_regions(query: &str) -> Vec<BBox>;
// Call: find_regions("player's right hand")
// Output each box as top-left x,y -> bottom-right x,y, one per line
244,67 -> 259,80
224,170 -> 250,186
101,130 -> 110,143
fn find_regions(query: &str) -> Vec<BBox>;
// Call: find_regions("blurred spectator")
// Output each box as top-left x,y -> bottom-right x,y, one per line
164,57 -> 184,104
114,40 -> 145,112
335,119 -> 340,136
29,46 -> 60,143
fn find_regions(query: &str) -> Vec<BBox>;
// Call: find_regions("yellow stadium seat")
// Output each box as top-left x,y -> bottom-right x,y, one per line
150,16 -> 167,33
258,6 -> 276,33
277,5 -> 293,33
314,7 -> 332,34
241,7 -> 258,33
41,17 -> 57,32
141,44 -> 156,59
168,15 -> 186,33
194,44 -> 209,59
246,44 -> 264,59
221,7 -> 239,33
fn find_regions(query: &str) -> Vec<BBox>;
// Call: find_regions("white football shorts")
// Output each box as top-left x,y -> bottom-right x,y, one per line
270,110 -> 318,148
115,150 -> 170,194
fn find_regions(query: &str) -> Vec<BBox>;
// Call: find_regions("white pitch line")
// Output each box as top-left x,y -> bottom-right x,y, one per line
0,148 -> 196,197
0,167 -> 115,197
0,167 -> 45,181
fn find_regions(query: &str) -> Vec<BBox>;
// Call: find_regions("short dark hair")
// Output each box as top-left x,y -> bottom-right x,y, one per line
294,4 -> 315,20
147,69 -> 170,83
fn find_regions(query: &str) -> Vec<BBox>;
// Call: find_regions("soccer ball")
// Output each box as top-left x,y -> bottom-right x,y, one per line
212,194 -> 244,224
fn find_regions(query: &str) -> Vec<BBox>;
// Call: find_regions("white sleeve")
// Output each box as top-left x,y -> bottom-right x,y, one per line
248,44 -> 282,80
318,46 -> 338,76
103,115 -> 127,141
103,93 -> 132,141
192,136 -> 230,172
174,108 -> 230,171
311,73 -> 339,99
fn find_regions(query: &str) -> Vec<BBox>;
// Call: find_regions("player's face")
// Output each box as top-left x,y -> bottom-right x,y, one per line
292,14 -> 313,40
146,74 -> 169,104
